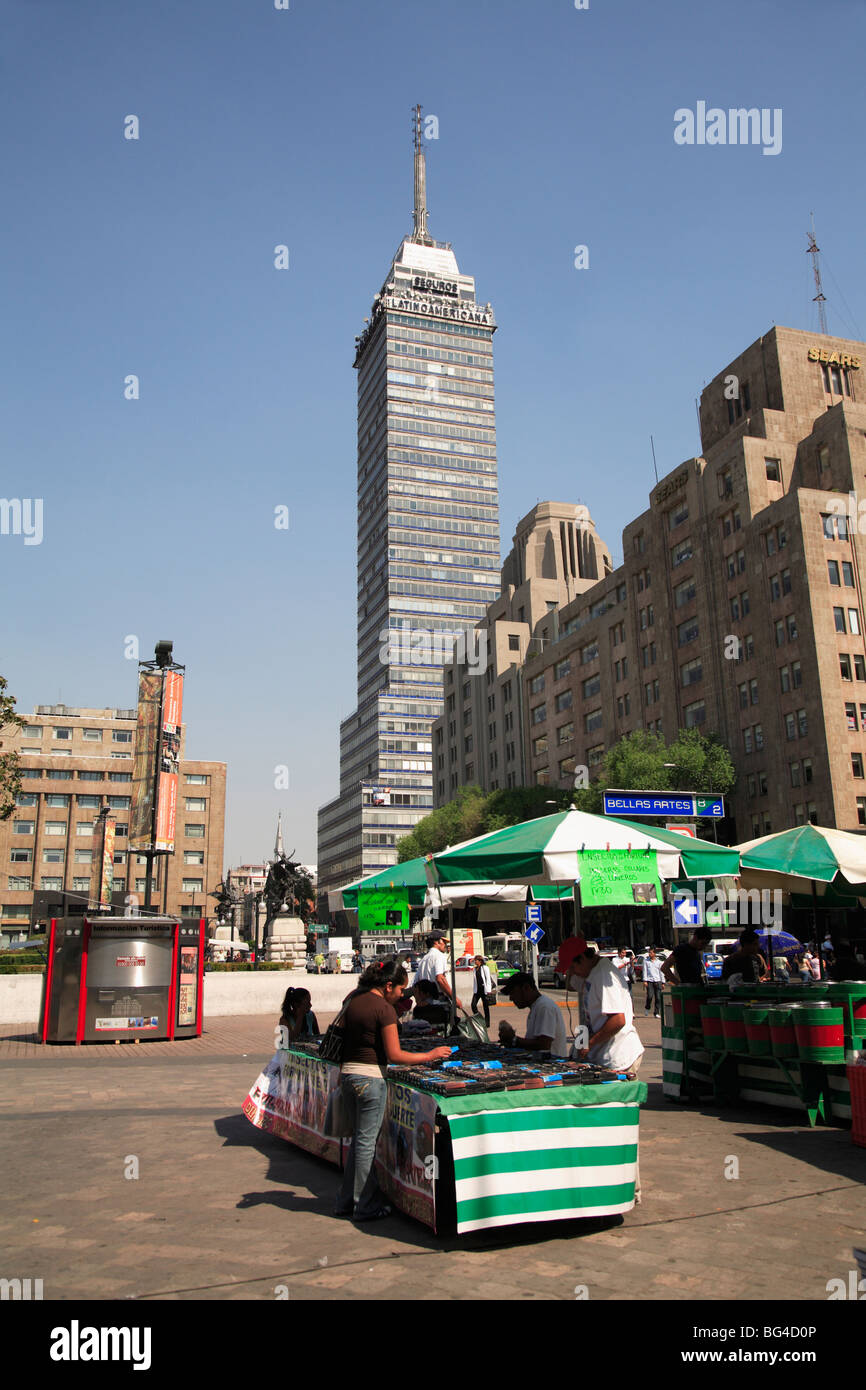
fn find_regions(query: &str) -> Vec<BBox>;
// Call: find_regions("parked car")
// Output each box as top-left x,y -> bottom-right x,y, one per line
702,951 -> 724,980
489,958 -> 518,983
455,955 -> 476,971
537,952 -> 566,988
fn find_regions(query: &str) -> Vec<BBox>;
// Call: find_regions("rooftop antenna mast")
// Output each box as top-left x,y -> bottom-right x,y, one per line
806,214 -> 828,335
411,103 -> 433,246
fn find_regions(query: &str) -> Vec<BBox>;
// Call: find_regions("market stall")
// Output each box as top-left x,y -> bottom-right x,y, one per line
661,981 -> 866,1126
243,1040 -> 647,1235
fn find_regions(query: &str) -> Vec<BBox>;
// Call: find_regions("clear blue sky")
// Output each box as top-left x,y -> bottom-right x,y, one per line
3,0 -> 863,869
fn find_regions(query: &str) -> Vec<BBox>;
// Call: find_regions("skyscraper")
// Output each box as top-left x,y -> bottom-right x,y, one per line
317,108 -> 501,905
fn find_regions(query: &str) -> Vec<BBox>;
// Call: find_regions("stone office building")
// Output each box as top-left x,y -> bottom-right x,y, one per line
437,325 -> 866,842
434,501 -> 612,800
1,705 -> 226,938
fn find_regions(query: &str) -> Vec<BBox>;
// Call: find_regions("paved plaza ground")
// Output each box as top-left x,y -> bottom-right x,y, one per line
0,1001 -> 863,1302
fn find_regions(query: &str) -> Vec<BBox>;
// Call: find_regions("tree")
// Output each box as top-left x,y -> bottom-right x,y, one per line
483,785 -> 570,830
397,784 -> 487,861
586,727 -> 736,811
398,784 -> 569,861
397,727 -> 737,862
0,676 -> 24,822
664,727 -> 737,797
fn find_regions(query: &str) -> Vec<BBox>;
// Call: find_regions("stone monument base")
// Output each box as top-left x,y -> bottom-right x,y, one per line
264,912 -> 307,967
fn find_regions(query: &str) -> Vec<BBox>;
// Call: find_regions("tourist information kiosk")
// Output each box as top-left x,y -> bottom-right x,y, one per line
40,915 -> 204,1043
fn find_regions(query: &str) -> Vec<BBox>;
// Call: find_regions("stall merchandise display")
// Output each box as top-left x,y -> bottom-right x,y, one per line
292,1036 -> 633,1096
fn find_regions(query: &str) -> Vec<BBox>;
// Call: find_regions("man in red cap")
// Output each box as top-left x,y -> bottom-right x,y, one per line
564,936 -> 645,1205
561,937 -> 644,1074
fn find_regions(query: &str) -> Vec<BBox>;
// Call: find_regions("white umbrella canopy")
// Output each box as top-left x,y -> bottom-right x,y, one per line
733,823 -> 866,897
426,806 -> 738,888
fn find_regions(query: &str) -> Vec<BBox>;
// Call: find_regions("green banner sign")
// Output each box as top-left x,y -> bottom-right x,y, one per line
576,850 -> 662,908
356,887 -> 409,934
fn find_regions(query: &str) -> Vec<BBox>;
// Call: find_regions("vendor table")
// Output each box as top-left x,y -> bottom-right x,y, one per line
243,1046 -> 647,1235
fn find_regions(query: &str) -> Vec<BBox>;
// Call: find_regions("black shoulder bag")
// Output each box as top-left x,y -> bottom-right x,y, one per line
319,1001 -> 350,1064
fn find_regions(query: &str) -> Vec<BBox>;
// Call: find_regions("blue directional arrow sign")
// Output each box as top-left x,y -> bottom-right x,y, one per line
673,896 -> 701,926
525,924 -> 545,944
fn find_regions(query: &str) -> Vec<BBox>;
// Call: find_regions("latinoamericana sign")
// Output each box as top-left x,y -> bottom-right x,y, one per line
603,792 -> 725,819
383,293 -> 495,326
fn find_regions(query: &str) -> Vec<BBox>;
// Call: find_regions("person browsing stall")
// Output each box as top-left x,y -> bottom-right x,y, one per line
497,972 -> 569,1057
566,939 -> 645,1072
279,987 -> 320,1041
408,979 -> 451,1026
721,929 -> 768,983
415,932 -> 466,1013
335,960 -> 452,1223
663,926 -> 712,986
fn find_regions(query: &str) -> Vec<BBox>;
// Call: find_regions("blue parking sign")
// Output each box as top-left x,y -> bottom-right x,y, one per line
525,904 -> 542,925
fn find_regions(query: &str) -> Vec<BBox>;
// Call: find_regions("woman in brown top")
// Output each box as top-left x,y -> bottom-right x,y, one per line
335,959 -> 451,1222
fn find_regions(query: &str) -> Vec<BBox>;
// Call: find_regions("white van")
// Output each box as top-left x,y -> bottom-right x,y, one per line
709,937 -> 738,957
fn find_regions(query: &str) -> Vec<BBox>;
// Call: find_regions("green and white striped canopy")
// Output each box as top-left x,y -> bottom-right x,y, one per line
426,807 -> 739,887
734,823 -> 866,895
330,856 -> 528,912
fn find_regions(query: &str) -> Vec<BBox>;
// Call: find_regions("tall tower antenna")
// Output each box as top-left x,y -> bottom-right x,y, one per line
411,103 -> 432,245
806,214 -> 828,335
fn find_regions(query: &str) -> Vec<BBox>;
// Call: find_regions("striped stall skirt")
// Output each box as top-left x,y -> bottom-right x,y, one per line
447,1101 -> 640,1234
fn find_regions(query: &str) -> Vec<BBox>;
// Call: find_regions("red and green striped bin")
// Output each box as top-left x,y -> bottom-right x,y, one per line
744,1003 -> 772,1057
721,1002 -> 749,1054
794,1002 -> 845,1064
825,983 -> 866,1042
699,1002 -> 725,1053
768,1005 -> 798,1059
670,985 -> 705,1032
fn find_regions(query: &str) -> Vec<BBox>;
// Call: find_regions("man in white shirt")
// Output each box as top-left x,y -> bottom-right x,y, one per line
566,941 -> 645,1072
614,947 -> 634,995
496,973 -> 569,1057
414,933 -> 465,1013
566,940 -> 645,1204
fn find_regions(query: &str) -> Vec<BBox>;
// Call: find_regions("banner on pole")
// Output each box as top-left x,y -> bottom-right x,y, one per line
129,671 -> 161,850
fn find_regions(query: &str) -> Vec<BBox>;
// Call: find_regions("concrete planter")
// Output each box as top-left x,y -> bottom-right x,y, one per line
0,969 -> 478,1026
